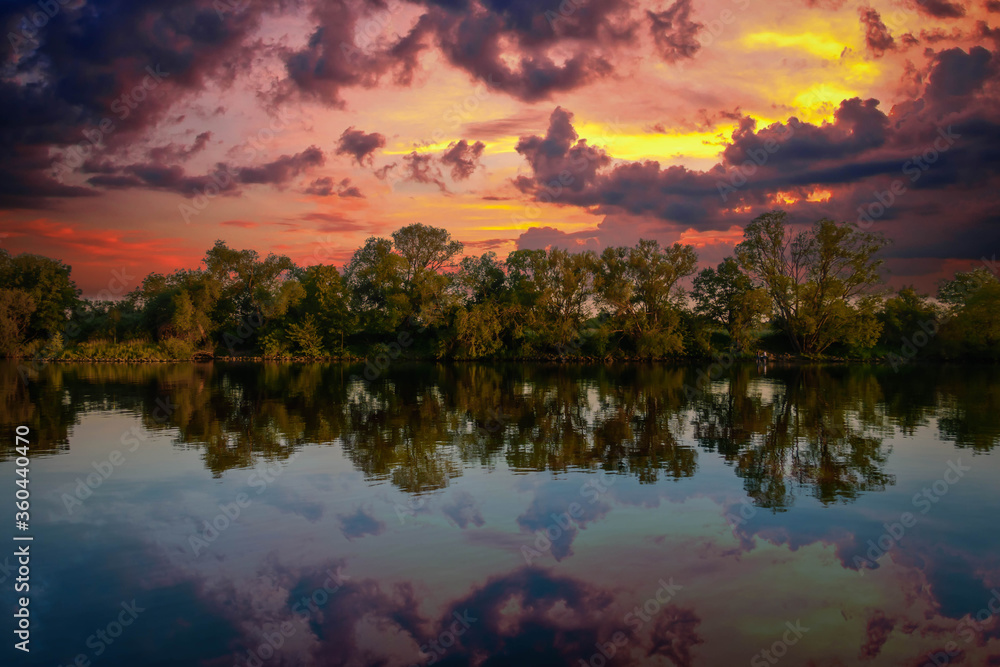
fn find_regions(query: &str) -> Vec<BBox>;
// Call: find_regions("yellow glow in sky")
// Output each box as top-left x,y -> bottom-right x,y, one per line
741,31 -> 849,60
575,122 -> 731,161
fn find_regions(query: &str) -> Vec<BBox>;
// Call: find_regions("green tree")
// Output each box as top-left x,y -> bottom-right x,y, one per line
455,252 -> 508,305
736,210 -> 888,355
594,240 -> 697,356
391,223 -> 463,326
287,314 -> 325,356
203,241 -> 297,339
0,249 -> 79,342
507,248 -> 596,351
693,257 -> 771,353
344,237 -> 408,335
454,302 -> 506,358
128,269 -> 221,345
938,267 -> 997,308
877,286 -> 939,350
296,264 -> 351,352
937,269 -> 1000,360
0,289 -> 36,356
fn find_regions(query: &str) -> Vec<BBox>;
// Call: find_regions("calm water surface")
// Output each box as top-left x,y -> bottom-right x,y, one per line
1,361 -> 998,666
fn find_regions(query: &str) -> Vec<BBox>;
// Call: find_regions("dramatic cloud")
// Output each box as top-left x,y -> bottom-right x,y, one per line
279,1 -> 429,107
514,107 -> 612,194
647,0 -> 703,62
87,146 -> 325,196
511,48 -> 1000,264
411,0 -> 634,102
335,127 -> 387,166
0,0 -> 272,207
402,151 -> 447,190
925,46 -> 995,100
236,146 -> 325,184
914,0 -> 967,19
440,140 -> 486,180
2,0 -> 998,292
859,7 -> 896,57
305,176 -> 365,197
147,132 -> 213,163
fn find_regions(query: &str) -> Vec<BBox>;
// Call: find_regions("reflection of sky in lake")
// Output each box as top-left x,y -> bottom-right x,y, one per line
1,363 -> 999,666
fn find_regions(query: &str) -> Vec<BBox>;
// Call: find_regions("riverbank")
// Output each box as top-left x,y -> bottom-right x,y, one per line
12,351 -> 956,365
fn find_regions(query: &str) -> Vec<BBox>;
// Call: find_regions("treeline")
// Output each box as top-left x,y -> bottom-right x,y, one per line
1,210 -> 997,362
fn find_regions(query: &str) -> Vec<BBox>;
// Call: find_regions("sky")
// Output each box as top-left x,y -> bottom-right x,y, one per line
1,0 -> 999,295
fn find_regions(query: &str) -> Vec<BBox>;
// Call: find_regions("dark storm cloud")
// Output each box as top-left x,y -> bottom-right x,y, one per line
88,146 -> 325,196
914,0 -> 967,19
335,127 -> 387,166
385,0 -> 634,102
305,176 -> 365,197
859,6 -> 896,57
402,151 -> 447,190
647,0 -> 703,62
514,107 -> 723,223
279,1 -> 430,107
440,139 -> 486,180
88,163 -> 242,197
1,0 -> 637,209
0,0 -> 278,208
925,46 -> 994,100
236,145 -> 325,184
512,47 -> 1000,262
147,131 -> 213,163
514,106 -> 612,193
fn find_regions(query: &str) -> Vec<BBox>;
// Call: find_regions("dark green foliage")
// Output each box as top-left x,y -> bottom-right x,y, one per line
3,215 -> 997,361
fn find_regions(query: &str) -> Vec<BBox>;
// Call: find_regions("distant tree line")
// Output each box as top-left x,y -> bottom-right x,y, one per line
1,210 -> 997,362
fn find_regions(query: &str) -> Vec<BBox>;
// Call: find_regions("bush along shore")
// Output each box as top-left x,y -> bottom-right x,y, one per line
3,212 -> 998,366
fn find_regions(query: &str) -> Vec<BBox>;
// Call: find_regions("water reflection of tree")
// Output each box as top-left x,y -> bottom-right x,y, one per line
2,362 -> 996,503
721,367 -> 896,509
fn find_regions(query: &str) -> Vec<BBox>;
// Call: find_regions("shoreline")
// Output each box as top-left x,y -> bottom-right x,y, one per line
10,354 -> 984,365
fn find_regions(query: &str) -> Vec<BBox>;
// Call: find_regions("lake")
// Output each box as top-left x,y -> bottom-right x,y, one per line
1,361 -> 998,666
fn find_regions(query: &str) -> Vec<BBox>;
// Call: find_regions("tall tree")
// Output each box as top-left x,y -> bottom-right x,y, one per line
937,268 -> 1000,359
594,240 -> 697,356
391,224 -> 463,324
297,264 -> 352,352
507,248 -> 597,350
203,241 -> 297,330
344,237 -> 407,335
877,286 -> 939,350
937,267 -> 997,309
0,249 -> 79,342
736,210 -> 887,355
693,257 -> 771,353
0,289 -> 36,356
455,252 -> 508,306
391,223 -> 464,284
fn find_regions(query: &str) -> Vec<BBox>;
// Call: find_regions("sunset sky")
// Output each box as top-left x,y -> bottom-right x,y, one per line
2,0 -> 998,294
